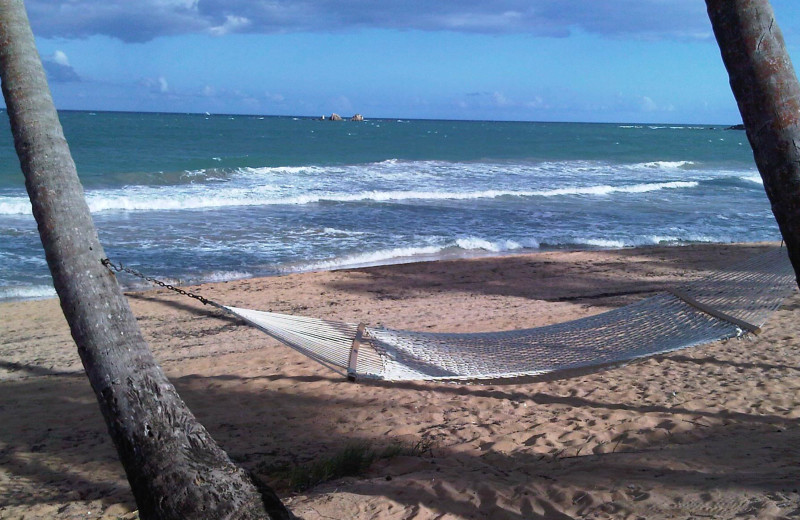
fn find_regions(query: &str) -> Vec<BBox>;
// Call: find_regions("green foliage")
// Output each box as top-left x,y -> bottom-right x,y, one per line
278,439 -> 433,492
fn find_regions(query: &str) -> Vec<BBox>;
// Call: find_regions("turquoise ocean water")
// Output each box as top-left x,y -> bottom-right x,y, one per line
0,111 -> 779,301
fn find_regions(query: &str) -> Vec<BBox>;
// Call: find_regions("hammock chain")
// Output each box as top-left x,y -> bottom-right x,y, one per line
101,258 -> 212,306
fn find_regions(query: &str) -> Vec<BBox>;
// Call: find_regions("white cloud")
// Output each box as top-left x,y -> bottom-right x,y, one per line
158,76 -> 169,93
492,91 -> 511,107
209,14 -> 251,37
524,96 -> 547,109
435,10 -> 532,33
463,91 -> 518,109
641,96 -> 658,112
161,0 -> 199,8
53,50 -> 70,66
42,50 -> 81,82
640,95 -> 675,113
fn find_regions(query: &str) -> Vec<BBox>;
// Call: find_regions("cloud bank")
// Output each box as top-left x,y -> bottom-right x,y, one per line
26,0 -> 712,43
42,50 -> 81,82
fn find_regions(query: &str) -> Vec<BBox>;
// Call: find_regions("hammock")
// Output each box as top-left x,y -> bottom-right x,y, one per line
204,248 -> 796,382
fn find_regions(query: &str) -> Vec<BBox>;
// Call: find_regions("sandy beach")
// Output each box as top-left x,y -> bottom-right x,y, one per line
2,242 -> 799,519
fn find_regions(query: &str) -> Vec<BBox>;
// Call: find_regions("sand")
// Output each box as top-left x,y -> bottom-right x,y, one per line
1,242 -> 799,519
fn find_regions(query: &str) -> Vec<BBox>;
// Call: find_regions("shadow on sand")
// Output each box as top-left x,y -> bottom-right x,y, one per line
2,242 -> 796,517
1,356 -> 799,517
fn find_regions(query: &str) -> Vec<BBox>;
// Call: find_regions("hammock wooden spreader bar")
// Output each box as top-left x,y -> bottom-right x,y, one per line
666,287 -> 762,334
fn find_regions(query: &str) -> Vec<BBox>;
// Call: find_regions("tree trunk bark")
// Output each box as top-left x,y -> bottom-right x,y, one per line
706,0 -> 800,286
0,1 -> 291,518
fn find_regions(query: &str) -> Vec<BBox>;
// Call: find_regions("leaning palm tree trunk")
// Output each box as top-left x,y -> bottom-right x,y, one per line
0,1 -> 290,518
706,0 -> 800,286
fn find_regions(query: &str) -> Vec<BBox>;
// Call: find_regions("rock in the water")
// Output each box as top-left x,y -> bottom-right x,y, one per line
329,113 -> 343,121
351,113 -> 364,121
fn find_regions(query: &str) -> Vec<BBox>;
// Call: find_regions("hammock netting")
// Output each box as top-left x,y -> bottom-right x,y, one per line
223,248 -> 796,382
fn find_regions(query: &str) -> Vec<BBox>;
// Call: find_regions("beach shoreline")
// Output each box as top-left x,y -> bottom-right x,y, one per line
0,243 -> 661,304
2,242 -> 799,519
0,239 -> 781,305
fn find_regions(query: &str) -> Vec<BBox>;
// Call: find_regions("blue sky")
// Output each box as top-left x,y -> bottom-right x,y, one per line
10,0 -> 800,123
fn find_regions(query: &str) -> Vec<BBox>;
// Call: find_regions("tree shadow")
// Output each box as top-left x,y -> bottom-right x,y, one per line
0,360 -> 82,378
326,424 -> 800,518
126,292 -> 238,323
662,353 -> 800,373
323,243 -> 780,307
0,374 -> 134,512
359,378 -> 800,428
2,355 -> 799,518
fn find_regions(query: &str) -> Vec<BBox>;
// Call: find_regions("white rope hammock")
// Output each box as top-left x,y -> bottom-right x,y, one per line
215,248 -> 797,382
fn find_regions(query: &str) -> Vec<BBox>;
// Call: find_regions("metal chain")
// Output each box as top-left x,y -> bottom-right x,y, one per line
101,258 -> 212,306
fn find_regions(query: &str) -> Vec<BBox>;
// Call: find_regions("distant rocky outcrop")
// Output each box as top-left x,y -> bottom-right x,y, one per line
351,113 -> 364,121
726,124 -> 746,130
329,113 -> 343,121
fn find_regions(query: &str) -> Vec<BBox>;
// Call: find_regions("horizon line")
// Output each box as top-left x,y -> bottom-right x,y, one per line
1,107 -> 743,128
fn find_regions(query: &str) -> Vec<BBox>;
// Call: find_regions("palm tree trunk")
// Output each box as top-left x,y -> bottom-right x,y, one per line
706,0 -> 800,285
0,1 -> 290,518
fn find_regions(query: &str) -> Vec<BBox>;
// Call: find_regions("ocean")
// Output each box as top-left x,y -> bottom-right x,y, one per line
0,111 -> 779,301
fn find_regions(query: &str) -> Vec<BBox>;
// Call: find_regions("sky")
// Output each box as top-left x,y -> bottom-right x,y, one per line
6,0 -> 800,124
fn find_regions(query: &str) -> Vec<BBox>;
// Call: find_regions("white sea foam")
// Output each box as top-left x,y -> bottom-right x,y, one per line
289,236 -> 541,273
455,236 -> 540,252
164,157 -> 716,190
673,233 -> 718,243
547,234 -> 721,250
0,197 -> 32,215
293,245 -> 446,272
0,284 -> 56,301
242,165 -> 327,176
532,181 -> 697,197
648,235 -> 681,244
0,179 -> 702,215
321,227 -> 368,236
740,174 -> 764,184
582,238 -> 626,248
200,271 -> 253,283
636,160 -> 695,169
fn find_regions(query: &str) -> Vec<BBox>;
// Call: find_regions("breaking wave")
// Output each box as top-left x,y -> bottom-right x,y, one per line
0,180 -> 701,215
287,236 -> 542,273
